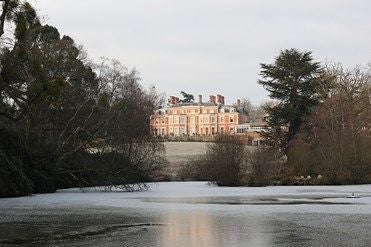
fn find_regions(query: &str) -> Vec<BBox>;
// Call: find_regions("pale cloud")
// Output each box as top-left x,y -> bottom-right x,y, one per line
31,0 -> 371,104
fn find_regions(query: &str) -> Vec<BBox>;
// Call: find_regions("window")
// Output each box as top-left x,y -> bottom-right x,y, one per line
211,116 -> 215,123
230,118 -> 234,123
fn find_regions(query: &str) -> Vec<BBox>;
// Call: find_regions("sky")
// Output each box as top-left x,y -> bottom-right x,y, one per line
31,0 -> 371,105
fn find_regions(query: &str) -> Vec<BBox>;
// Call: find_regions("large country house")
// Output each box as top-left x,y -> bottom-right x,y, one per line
150,94 -> 267,145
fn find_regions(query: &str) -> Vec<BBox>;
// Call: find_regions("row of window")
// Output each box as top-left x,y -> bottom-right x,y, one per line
154,126 -> 235,136
154,116 -> 236,124
168,108 -> 218,114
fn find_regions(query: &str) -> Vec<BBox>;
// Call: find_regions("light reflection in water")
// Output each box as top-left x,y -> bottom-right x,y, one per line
162,212 -> 218,247
160,211 -> 274,247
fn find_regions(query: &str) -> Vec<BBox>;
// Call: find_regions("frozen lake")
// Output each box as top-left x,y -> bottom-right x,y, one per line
0,182 -> 370,246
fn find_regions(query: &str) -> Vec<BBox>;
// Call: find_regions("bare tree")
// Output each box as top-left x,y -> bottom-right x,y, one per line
302,64 -> 371,184
0,0 -> 10,38
199,135 -> 248,186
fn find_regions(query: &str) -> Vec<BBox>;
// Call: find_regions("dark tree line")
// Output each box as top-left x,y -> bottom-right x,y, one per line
0,1 -> 166,197
259,49 -> 370,184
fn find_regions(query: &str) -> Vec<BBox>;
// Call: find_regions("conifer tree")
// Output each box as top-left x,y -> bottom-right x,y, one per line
258,49 -> 323,152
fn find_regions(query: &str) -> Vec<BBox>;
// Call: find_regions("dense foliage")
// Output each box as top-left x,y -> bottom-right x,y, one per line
258,49 -> 324,153
0,1 -> 166,197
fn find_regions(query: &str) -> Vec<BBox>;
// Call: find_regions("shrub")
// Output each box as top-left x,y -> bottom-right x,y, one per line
185,135 -> 248,186
0,151 -> 33,197
247,147 -> 284,186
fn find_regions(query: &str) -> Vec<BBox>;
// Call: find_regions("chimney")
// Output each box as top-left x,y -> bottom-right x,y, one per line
217,94 -> 225,105
217,94 -> 221,104
198,95 -> 202,104
209,95 -> 216,104
237,99 -> 241,107
168,96 -> 176,105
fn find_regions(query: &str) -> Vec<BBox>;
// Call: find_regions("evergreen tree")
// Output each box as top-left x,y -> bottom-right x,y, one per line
258,49 -> 323,152
180,91 -> 194,103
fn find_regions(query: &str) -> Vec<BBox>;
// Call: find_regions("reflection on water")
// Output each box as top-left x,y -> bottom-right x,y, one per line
162,212 -> 217,247
160,211 -> 276,247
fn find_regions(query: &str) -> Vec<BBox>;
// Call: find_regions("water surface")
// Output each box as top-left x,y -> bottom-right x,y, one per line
0,182 -> 370,246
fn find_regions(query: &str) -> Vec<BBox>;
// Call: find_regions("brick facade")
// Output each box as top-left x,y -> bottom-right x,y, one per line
150,94 -> 248,136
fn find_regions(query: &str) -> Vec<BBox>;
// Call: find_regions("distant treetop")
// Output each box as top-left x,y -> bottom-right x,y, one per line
180,91 -> 194,103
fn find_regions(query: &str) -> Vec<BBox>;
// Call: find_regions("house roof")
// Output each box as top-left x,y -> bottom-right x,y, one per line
170,102 -> 217,107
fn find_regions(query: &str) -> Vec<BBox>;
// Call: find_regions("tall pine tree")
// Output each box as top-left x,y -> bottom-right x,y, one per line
258,48 -> 323,153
